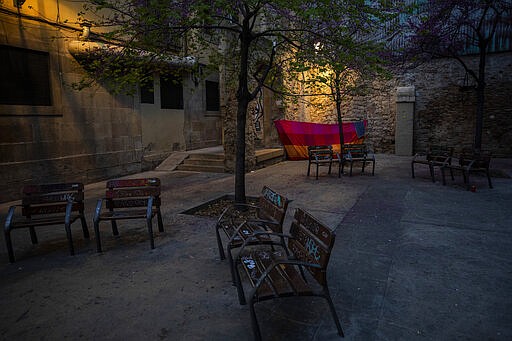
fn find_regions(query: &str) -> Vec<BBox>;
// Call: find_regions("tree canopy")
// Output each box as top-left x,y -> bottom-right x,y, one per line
401,0 -> 512,151
79,0 -> 405,202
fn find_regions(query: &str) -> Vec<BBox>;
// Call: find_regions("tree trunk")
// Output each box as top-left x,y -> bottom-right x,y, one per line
234,28 -> 251,204
474,46 -> 487,153
335,73 -> 344,155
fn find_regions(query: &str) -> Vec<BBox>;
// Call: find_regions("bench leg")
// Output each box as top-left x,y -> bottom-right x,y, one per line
147,217 -> 155,249
80,214 -> 90,239
29,226 -> 38,244
307,161 -> 311,177
94,220 -> 103,252
429,165 -> 435,182
349,162 -> 354,176
249,297 -> 262,341
462,170 -> 468,188
371,160 -> 375,176
486,170 -> 493,189
234,259 -> 247,305
316,163 -> 319,180
157,209 -> 164,232
227,245 -> 237,285
111,220 -> 119,236
411,162 -> 416,178
324,287 -> 345,337
5,231 -> 16,263
65,222 -> 75,256
215,224 -> 226,260
441,166 -> 448,186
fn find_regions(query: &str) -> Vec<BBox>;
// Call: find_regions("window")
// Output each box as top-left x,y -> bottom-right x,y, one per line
205,80 -> 220,111
160,75 -> 183,109
140,79 -> 154,104
0,45 -> 51,106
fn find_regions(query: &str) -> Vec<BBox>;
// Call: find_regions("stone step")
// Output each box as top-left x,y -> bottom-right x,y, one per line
175,164 -> 225,173
187,153 -> 224,161
183,158 -> 224,167
256,148 -> 285,163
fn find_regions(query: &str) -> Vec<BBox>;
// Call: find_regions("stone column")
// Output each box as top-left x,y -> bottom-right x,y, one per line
395,86 -> 415,156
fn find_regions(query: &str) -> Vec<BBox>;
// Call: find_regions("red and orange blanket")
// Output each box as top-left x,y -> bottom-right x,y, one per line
274,119 -> 367,160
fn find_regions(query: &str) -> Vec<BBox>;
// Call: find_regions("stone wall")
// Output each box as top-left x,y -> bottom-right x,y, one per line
282,52 -> 512,157
0,3 -> 223,202
408,52 -> 512,156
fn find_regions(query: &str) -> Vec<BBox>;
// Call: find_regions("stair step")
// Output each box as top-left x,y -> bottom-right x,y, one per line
256,149 -> 285,162
188,153 -> 224,161
183,158 -> 224,167
176,164 -> 225,173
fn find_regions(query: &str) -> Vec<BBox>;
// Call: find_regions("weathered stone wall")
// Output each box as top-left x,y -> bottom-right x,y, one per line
408,52 -> 512,156
0,3 -> 223,202
282,52 -> 512,157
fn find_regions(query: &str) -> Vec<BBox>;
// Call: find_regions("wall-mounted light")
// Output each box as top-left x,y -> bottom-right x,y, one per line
13,0 -> 26,7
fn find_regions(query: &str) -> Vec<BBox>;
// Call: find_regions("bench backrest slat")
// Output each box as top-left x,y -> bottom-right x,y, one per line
22,203 -> 83,216
459,153 -> 491,169
288,208 -> 335,285
106,187 -> 160,199
106,178 -> 160,189
105,178 -> 161,209
257,186 -> 289,230
20,182 -> 85,217
308,145 -> 333,160
427,145 -> 453,163
343,144 -> 367,158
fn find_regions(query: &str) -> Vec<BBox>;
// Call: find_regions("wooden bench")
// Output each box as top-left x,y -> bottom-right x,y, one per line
215,186 -> 290,284
441,152 -> 493,190
4,182 -> 89,263
307,145 -> 334,179
411,145 -> 453,182
233,208 -> 344,340
93,178 -> 164,252
337,143 -> 375,176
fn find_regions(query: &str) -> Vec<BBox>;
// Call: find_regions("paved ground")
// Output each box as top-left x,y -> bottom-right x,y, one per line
0,154 -> 511,340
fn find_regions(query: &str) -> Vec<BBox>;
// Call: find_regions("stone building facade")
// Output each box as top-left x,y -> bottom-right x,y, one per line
0,2 -> 222,202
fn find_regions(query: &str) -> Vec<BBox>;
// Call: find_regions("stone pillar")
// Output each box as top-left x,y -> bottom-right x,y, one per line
395,86 -> 415,156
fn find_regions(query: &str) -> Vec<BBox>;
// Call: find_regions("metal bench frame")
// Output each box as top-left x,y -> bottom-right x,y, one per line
4,182 -> 89,263
411,145 -> 453,182
338,143 -> 375,177
215,186 -> 290,284
307,145 -> 334,179
233,208 -> 344,340
441,152 -> 493,190
93,178 -> 164,252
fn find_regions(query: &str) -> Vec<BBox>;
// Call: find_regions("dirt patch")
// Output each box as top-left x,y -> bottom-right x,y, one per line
182,195 -> 259,218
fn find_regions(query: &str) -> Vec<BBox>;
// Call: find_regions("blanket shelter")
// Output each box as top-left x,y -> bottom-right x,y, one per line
274,119 -> 367,160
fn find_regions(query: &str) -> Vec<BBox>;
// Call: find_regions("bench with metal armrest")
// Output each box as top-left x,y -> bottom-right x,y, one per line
411,145 -> 453,182
4,182 -> 89,262
93,178 -> 164,252
337,143 -> 375,177
233,208 -> 344,340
